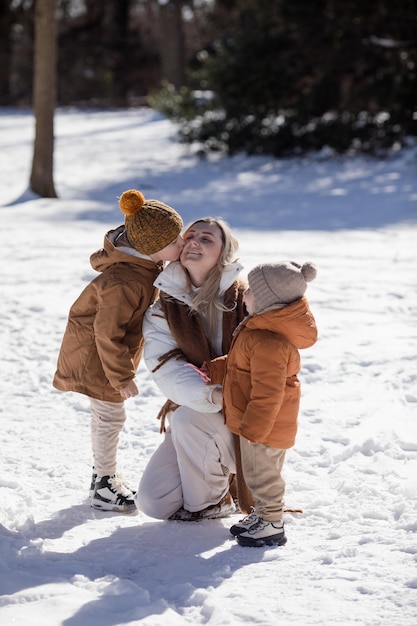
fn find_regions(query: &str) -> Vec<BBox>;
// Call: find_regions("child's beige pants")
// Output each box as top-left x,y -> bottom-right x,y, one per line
90,398 -> 127,477
239,437 -> 286,522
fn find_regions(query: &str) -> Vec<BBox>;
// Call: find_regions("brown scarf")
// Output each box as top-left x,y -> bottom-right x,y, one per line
159,280 -> 246,364
152,279 -> 254,514
152,280 -> 246,428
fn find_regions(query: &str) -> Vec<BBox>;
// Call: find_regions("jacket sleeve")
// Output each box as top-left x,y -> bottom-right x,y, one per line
93,278 -> 145,390
143,302 -> 221,413
239,337 -> 288,443
204,356 -> 227,385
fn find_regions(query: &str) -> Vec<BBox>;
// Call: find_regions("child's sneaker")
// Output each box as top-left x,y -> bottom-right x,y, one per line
89,470 -> 98,498
89,469 -> 136,499
91,475 -> 136,512
236,517 -> 287,547
229,508 -> 261,536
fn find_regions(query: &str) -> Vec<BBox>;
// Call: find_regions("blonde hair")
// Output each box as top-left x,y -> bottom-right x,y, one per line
183,217 -> 239,337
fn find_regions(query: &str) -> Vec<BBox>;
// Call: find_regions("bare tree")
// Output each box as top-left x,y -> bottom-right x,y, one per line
30,0 -> 57,198
158,0 -> 185,88
0,0 -> 12,104
107,0 -> 130,106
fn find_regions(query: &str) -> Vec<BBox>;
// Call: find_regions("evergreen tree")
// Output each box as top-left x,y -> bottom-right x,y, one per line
153,0 -> 417,155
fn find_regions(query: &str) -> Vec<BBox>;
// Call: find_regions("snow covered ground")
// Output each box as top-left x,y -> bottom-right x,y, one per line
0,107 -> 416,626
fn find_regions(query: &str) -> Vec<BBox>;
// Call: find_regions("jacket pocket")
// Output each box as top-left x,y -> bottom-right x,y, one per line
229,368 -> 251,412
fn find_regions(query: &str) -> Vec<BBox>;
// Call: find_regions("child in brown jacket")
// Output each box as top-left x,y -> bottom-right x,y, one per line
204,261 -> 318,546
53,190 -> 183,512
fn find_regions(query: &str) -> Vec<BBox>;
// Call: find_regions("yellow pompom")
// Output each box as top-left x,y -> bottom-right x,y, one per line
119,189 -> 146,216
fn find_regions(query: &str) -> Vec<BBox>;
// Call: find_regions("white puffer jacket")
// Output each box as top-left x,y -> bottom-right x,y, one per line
143,260 -> 243,413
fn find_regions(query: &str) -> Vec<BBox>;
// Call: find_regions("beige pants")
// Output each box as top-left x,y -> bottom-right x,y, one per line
136,406 -> 236,519
90,398 -> 127,477
239,437 -> 286,522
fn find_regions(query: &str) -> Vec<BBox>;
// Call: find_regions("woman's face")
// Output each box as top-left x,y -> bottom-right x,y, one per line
180,222 -> 223,280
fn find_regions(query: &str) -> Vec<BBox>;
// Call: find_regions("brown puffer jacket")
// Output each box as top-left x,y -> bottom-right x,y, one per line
207,296 -> 318,448
53,226 -> 162,402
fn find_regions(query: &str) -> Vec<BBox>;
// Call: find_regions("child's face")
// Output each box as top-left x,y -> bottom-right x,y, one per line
243,287 -> 255,315
153,235 -> 184,262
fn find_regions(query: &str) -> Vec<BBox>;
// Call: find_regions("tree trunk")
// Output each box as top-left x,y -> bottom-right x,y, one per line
0,0 -> 12,104
158,0 -> 185,88
30,0 -> 57,198
107,0 -> 130,106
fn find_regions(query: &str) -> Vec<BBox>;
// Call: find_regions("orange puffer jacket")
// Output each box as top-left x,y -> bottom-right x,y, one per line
207,296 -> 318,448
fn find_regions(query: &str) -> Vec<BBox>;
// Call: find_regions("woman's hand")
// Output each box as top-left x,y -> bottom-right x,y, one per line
184,363 -> 211,383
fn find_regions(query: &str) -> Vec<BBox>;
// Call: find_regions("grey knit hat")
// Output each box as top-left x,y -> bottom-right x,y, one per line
248,261 -> 317,313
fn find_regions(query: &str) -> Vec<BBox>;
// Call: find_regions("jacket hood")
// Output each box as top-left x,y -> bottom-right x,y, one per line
243,296 -> 318,349
153,259 -> 243,306
90,225 -> 159,273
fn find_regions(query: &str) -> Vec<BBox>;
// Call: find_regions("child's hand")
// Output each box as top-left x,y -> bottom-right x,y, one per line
120,380 -> 139,399
184,363 -> 211,383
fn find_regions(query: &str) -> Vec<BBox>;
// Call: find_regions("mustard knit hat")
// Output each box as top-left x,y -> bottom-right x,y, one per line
119,189 -> 183,255
248,261 -> 317,313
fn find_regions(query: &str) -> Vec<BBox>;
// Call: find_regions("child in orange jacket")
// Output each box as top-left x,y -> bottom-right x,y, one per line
203,261 -> 318,547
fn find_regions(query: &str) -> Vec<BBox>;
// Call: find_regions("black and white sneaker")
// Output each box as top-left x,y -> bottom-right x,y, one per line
236,517 -> 287,548
89,469 -> 136,499
91,475 -> 136,512
89,470 -> 98,498
229,508 -> 261,536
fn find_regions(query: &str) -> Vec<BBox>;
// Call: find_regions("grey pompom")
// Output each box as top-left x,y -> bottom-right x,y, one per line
301,262 -> 317,283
